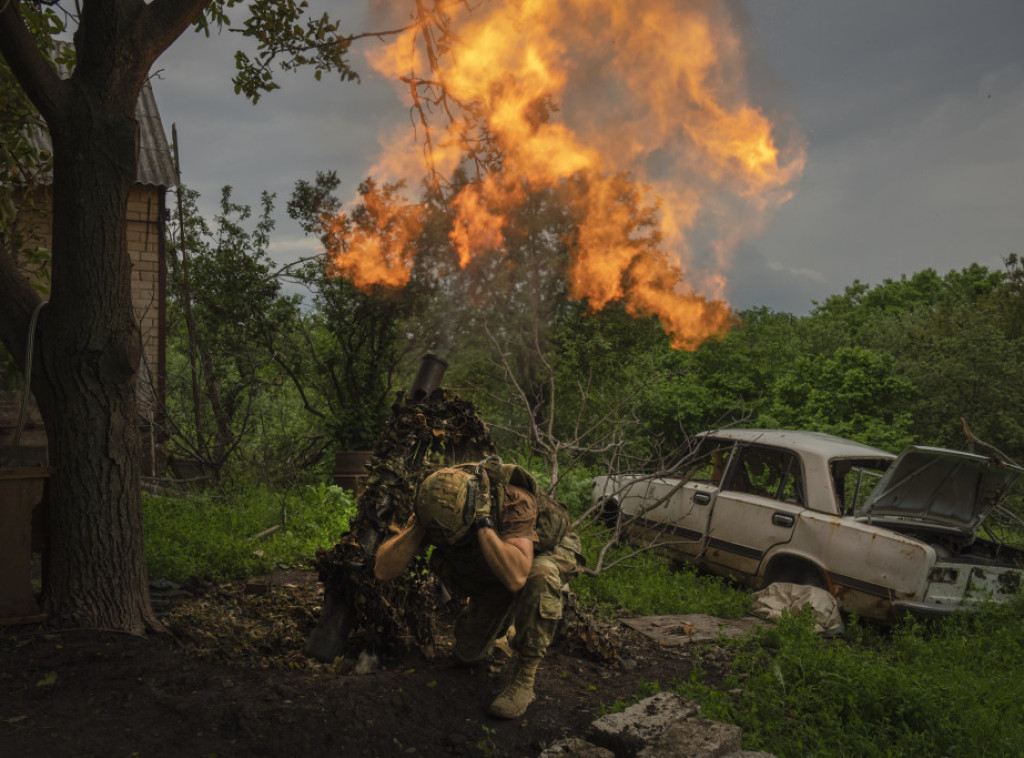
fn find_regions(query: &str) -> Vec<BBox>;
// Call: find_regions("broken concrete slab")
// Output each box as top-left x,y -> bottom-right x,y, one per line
588,692 -> 700,755
637,717 -> 742,758
580,693 -> 778,758
620,615 -> 767,646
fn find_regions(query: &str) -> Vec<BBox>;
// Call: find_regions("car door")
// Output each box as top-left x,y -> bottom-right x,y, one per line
615,440 -> 733,557
630,477 -> 719,557
657,440 -> 735,556
701,444 -> 804,579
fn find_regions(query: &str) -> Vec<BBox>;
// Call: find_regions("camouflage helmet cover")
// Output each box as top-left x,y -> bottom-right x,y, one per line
415,467 -> 480,545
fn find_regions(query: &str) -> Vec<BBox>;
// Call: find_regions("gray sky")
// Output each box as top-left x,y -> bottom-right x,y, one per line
152,1 -> 1024,316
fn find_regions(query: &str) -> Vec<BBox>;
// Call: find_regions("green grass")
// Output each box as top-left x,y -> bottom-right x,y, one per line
570,522 -> 751,618
143,471 -> 1024,757
665,603 -> 1024,757
143,482 -> 356,582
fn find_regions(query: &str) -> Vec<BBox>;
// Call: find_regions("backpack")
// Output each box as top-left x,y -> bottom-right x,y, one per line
468,458 -> 572,553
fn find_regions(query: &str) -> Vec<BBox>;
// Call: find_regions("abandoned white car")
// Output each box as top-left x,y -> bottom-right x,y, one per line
592,429 -> 1024,621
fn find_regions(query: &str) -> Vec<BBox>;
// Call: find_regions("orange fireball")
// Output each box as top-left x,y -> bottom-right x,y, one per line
335,0 -> 804,350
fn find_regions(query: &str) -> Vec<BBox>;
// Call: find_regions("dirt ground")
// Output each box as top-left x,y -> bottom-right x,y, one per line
0,569 -> 725,758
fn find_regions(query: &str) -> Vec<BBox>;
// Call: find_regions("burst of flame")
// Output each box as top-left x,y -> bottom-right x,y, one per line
324,182 -> 422,289
343,0 -> 804,349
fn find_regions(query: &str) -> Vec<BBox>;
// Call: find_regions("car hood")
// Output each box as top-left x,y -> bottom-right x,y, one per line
856,446 -> 1024,532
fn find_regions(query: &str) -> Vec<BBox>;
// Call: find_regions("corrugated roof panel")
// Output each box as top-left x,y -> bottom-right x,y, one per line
135,81 -> 178,188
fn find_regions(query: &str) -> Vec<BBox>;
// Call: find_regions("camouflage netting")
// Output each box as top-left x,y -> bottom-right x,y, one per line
312,385 -> 618,663
312,387 -> 494,657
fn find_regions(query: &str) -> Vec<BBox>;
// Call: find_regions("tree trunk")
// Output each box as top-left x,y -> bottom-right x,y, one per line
0,0 -> 218,634
30,89 -> 159,633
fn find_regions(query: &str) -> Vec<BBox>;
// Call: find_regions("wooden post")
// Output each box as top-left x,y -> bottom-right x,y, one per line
0,467 -> 49,625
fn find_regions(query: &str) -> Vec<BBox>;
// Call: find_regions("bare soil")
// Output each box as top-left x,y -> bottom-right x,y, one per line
0,569 -> 716,758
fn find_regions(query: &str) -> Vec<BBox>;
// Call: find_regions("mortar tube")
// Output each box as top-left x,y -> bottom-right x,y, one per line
408,353 -> 448,401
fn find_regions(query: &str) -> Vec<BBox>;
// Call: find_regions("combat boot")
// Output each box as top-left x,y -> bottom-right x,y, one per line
488,654 -> 540,719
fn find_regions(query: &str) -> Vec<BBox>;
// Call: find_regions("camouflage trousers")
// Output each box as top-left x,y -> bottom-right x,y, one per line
453,533 -> 583,663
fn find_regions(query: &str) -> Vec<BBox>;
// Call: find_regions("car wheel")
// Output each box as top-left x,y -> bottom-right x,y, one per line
766,558 -> 827,590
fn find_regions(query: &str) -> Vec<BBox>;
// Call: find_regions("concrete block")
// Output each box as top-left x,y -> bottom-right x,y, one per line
588,693 -> 700,756
637,718 -> 742,758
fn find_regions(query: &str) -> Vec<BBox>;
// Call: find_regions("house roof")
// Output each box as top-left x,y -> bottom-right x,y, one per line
25,43 -> 178,189
134,80 -> 178,188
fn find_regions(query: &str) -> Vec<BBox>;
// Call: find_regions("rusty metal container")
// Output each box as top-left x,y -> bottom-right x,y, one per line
333,450 -> 374,494
0,466 -> 49,625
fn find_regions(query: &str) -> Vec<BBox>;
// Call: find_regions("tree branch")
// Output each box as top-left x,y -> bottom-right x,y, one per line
961,417 -> 1020,467
226,24 -> 414,48
0,2 -> 66,123
137,0 -> 212,65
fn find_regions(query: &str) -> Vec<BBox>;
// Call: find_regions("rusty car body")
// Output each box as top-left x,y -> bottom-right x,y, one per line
593,428 -> 1024,621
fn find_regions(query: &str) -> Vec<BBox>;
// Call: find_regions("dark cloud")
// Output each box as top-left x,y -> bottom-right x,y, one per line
743,1 -> 1024,305
724,242 -> 829,315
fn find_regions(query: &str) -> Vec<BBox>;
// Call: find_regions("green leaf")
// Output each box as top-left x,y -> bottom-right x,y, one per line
36,671 -> 58,687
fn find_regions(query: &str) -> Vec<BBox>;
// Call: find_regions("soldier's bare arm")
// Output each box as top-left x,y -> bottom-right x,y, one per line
477,531 -> 534,592
374,521 -> 428,582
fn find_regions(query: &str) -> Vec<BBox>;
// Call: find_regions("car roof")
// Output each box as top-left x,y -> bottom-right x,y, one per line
699,428 -> 895,460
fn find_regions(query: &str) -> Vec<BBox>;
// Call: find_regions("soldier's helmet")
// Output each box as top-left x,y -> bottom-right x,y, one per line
414,467 -> 480,545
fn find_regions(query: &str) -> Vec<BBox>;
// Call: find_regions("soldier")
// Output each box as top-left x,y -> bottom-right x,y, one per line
374,459 -> 582,719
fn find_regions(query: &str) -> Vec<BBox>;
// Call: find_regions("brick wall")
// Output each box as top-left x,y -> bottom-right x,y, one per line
126,186 -> 165,411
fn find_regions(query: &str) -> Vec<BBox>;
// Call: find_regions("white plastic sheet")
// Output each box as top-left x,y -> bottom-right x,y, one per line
750,582 -> 844,635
